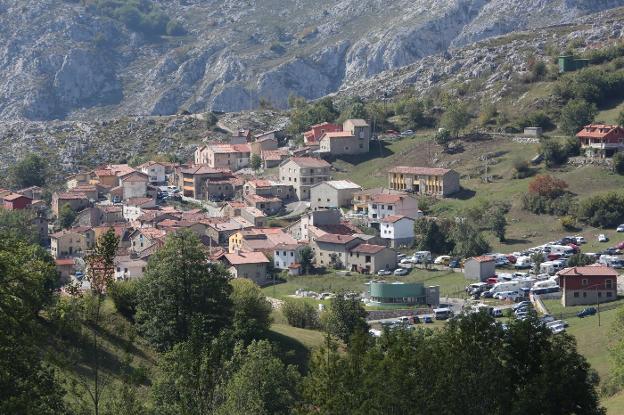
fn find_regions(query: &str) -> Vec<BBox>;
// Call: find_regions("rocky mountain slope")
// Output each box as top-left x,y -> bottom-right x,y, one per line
1,0 -> 623,120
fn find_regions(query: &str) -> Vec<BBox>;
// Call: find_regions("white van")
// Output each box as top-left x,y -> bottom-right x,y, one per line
413,251 -> 432,263
433,308 -> 453,320
490,280 -> 523,294
514,256 -> 533,269
539,261 -> 565,275
548,245 -> 574,256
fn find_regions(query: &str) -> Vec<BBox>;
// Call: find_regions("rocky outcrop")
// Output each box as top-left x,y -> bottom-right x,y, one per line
0,0 -> 623,120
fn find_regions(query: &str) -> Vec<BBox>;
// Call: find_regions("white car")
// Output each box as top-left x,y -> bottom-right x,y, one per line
618,224 -> 624,232
575,236 -> 586,244
394,268 -> 409,276
434,255 -> 451,265
598,234 -> 609,242
377,269 -> 392,276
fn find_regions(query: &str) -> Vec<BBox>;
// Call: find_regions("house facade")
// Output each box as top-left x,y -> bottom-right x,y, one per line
388,166 -> 460,197
559,266 -> 619,306
138,161 -> 167,184
464,256 -> 496,281
223,251 -> 270,284
347,244 -> 397,274
194,144 -> 251,170
50,227 -> 95,259
310,180 -> 362,210
380,215 -> 415,248
367,193 -> 420,222
278,157 -> 331,201
577,124 -> 624,158
303,122 -> 343,145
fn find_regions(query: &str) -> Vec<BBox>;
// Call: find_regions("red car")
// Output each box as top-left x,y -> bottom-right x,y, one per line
506,255 -> 517,264
616,241 -> 624,250
547,253 -> 562,261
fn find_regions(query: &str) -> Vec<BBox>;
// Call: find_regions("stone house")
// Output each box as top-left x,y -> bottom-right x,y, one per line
388,166 -> 460,197
310,180 -> 361,210
278,157 -> 331,200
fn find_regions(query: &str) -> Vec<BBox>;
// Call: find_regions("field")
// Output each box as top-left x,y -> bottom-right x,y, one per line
262,268 -> 469,303
334,133 -> 624,255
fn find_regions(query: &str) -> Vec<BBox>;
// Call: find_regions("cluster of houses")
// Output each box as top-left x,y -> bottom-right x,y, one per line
1,117 -> 465,310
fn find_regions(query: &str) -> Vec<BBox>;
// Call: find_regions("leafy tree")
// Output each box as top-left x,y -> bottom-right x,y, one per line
323,293 -> 367,344
230,279 -> 272,341
136,230 -> 233,351
0,236 -> 66,414
531,252 -> 545,273
618,109 -> 624,127
58,203 -> 77,229
567,253 -> 596,267
577,192 -> 624,228
540,139 -> 569,167
165,19 -> 186,36
512,158 -> 531,179
286,97 -> 339,134
108,279 -> 140,320
490,208 -> 507,242
559,99 -> 598,136
299,246 -> 314,274
451,221 -> 490,258
414,217 -> 454,254
250,154 -> 262,172
614,152 -> 624,175
303,313 -> 603,414
83,227 -> 119,415
0,208 -> 38,243
434,128 -> 452,151
152,333 -> 235,415
516,111 -> 553,131
282,299 -> 319,329
528,174 -> 568,198
339,99 -> 367,123
440,102 -> 471,137
216,340 -> 301,415
9,153 -> 47,188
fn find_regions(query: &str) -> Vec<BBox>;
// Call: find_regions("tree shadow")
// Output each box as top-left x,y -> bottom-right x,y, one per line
448,187 -> 477,200
264,329 -> 312,374
330,141 -> 394,165
501,238 -> 531,246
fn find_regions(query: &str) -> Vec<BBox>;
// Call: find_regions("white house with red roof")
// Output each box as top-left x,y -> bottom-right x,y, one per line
576,124 -> 624,158
367,192 -> 420,222
380,215 -> 415,248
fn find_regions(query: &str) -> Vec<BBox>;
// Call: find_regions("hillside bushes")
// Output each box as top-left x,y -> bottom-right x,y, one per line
522,175 -> 575,216
577,192 -> 624,228
88,0 -> 184,37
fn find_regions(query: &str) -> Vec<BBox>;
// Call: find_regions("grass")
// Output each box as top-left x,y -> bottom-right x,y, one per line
263,268 -> 469,304
597,98 -> 624,125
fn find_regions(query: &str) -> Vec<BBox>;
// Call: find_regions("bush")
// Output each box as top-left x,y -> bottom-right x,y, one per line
528,175 -> 568,198
540,140 -> 569,168
165,19 -> 186,36
577,192 -> 624,228
515,111 -> 553,131
561,215 -> 577,231
282,299 -> 319,329
614,152 -> 624,175
512,159 -> 531,179
559,99 -> 598,136
522,193 -> 576,216
109,279 -> 140,320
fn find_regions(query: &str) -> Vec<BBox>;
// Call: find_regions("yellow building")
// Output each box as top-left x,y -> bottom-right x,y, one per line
388,166 -> 460,197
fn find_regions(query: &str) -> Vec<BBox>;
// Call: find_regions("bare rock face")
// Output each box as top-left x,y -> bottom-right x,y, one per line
0,0 -> 623,120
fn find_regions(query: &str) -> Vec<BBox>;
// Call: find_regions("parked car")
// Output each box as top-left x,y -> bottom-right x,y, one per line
513,301 -> 532,311
618,224 -> 624,232
394,268 -> 409,276
577,307 -> 598,318
400,129 -> 414,136
448,258 -> 461,268
575,236 -> 587,244
550,323 -> 566,334
492,308 -> 504,318
598,234 -> 609,242
434,255 -> 451,265
423,315 -> 433,323
377,269 -> 392,276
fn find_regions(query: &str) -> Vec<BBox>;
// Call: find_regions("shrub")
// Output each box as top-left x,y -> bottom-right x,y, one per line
522,193 -> 575,216
166,19 -> 186,36
512,159 -> 531,179
614,152 -> 624,175
282,299 -> 319,329
540,140 -> 569,168
561,215 -> 577,231
577,192 -> 624,228
515,111 -> 553,131
559,99 -> 598,136
528,175 -> 568,198
109,279 -> 140,320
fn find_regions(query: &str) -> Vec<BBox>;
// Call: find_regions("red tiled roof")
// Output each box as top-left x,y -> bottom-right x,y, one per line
380,215 -> 412,223
315,233 -> 359,245
576,124 -> 624,139
3,193 -> 30,201
125,197 -> 154,206
370,194 -> 404,204
471,256 -> 495,263
350,244 -> 386,254
287,157 -> 331,168
558,265 -> 619,277
224,251 -> 270,265
321,131 -> 355,139
56,192 -> 88,200
388,166 -> 453,176
55,258 -> 75,266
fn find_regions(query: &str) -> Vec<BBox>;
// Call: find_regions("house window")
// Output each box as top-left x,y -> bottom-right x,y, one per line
387,205 -> 393,211
607,292 -> 613,297
574,292 -> 580,298
365,255 -> 371,263
583,292 -> 587,298
372,204 -> 377,209
606,279 -> 613,289
581,279 -> 588,286
598,292 -> 602,298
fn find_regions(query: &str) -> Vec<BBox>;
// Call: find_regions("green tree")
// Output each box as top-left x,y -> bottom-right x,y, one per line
434,128 -> 452,151
324,293 -> 367,344
567,253 -> 596,267
614,152 -> 624,175
83,227 -> 119,415
490,208 -> 507,242
618,109 -> 624,127
440,102 -> 471,138
58,203 -> 77,229
250,153 -> 262,172
108,279 -> 140,320
9,153 -> 47,188
0,236 -> 66,414
451,221 -> 490,258
414,217 -> 454,254
165,19 -> 186,36
230,279 -> 272,341
559,99 -> 598,136
216,340 -> 301,415
531,252 -> 545,273
0,208 -> 38,243
282,299 -> 319,329
541,139 -> 569,168
299,246 -> 314,274
136,230 -> 233,351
